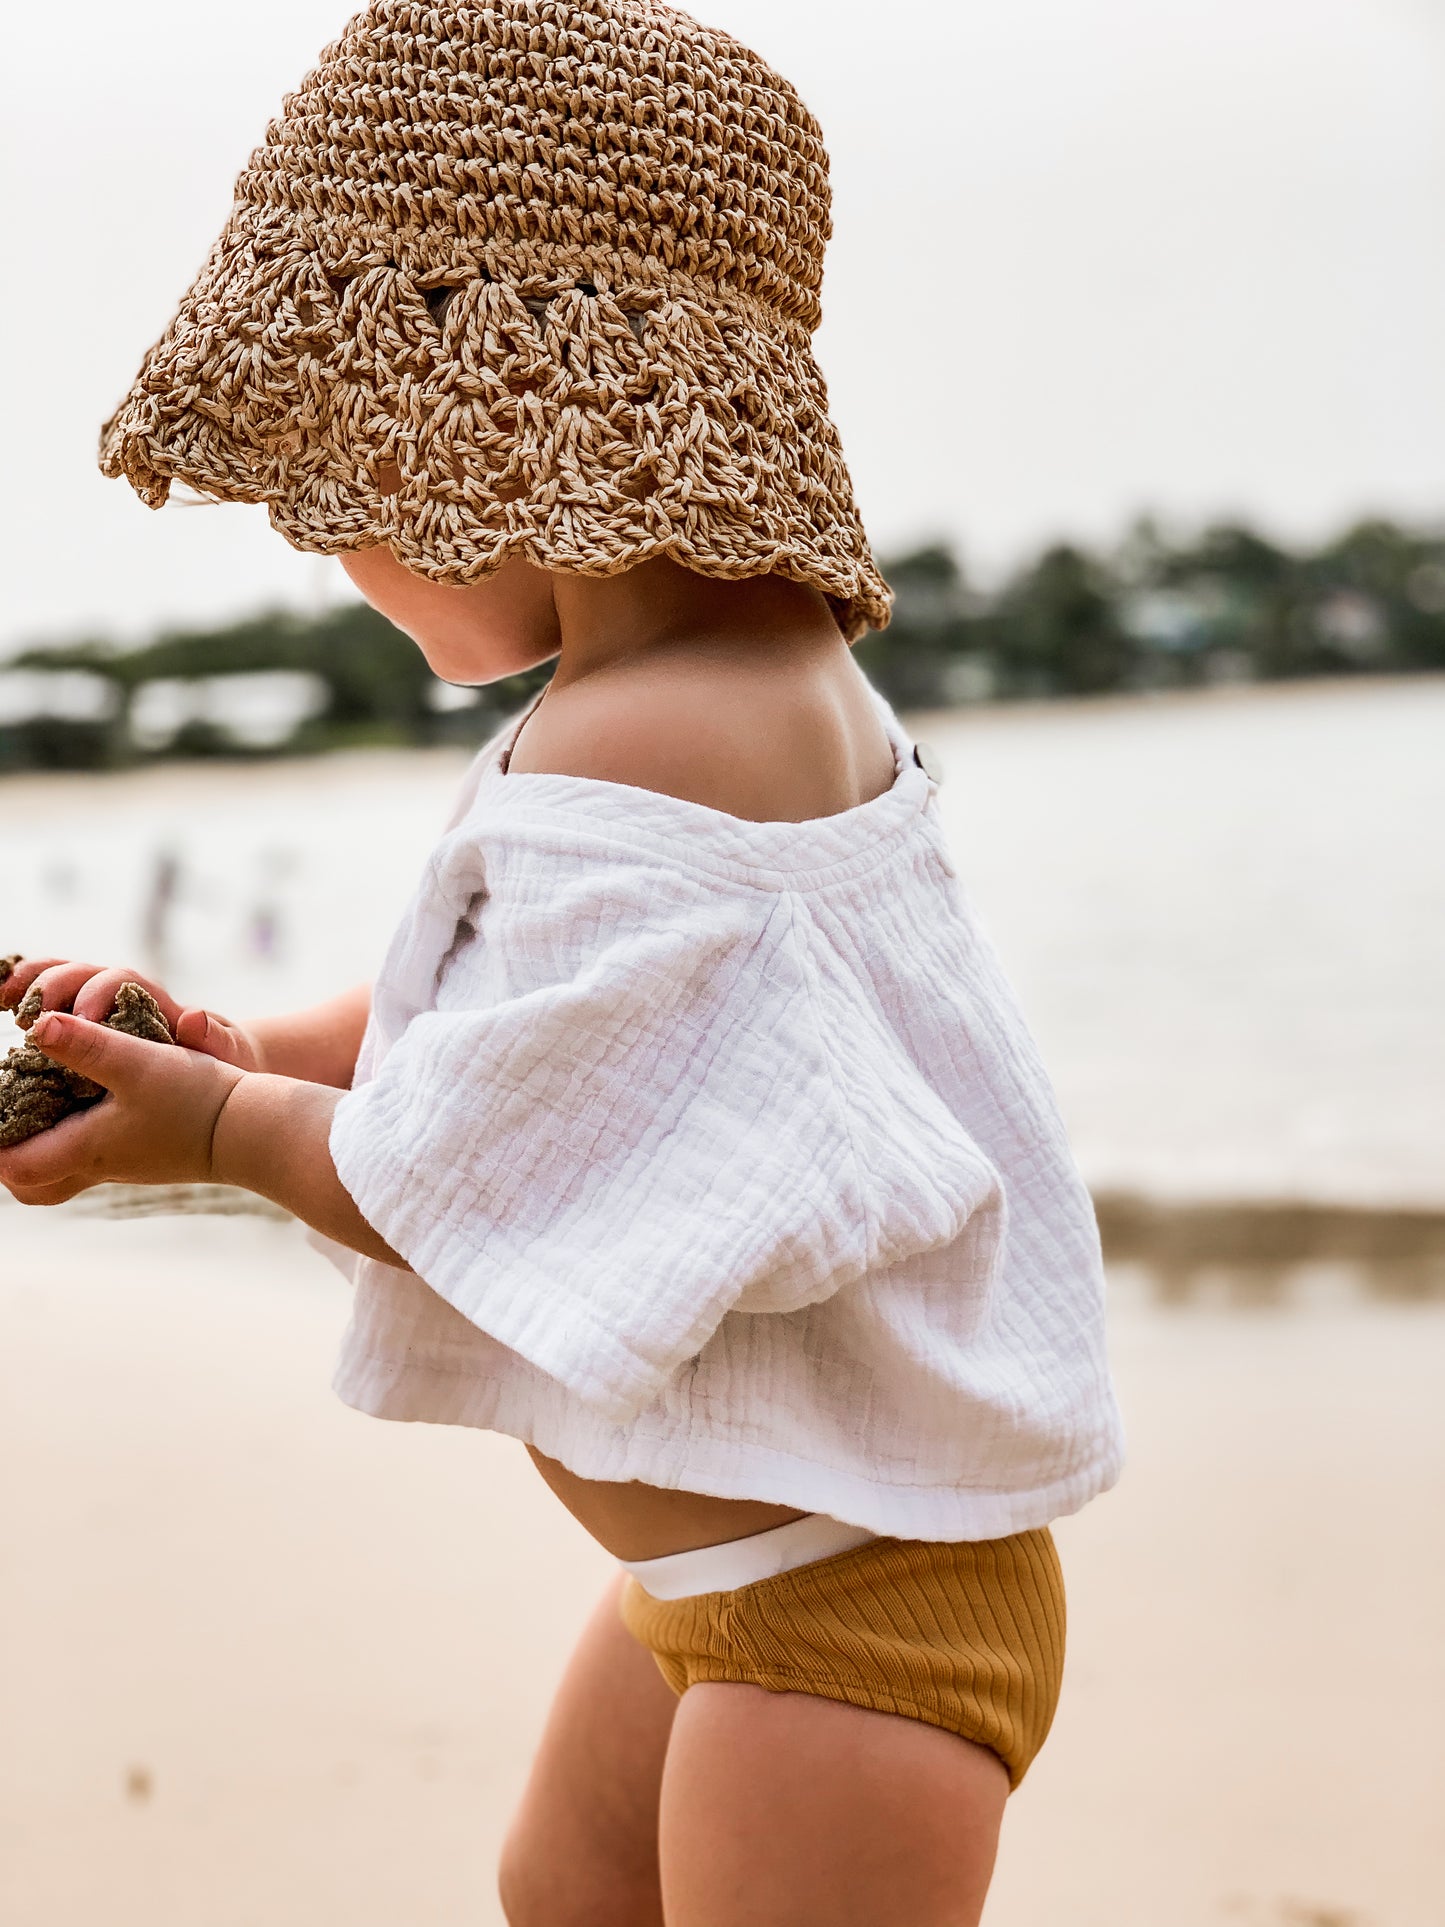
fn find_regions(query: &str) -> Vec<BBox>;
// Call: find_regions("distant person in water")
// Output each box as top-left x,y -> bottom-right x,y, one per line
246,901 -> 280,964
0,6 -> 1125,1921
139,847 -> 181,977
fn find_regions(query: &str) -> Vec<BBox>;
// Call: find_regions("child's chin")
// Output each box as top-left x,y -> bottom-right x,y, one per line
417,617 -> 558,686
421,642 -> 499,688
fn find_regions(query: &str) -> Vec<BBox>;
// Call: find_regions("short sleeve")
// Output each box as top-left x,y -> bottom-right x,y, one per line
328,839 -> 881,1424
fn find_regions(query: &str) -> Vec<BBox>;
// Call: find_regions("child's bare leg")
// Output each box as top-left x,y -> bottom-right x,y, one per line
499,1573 -> 677,1927
658,1683 -> 1010,1927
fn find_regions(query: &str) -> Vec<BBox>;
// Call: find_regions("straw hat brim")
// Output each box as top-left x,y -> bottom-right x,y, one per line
99,216 -> 892,641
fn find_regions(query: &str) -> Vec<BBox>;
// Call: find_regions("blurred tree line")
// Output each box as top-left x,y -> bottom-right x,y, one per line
3,513 -> 1442,774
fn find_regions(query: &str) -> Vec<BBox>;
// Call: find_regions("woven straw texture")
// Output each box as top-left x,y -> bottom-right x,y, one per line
99,0 -> 892,639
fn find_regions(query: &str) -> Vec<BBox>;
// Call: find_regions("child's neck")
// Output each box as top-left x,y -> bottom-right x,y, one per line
546,557 -> 842,694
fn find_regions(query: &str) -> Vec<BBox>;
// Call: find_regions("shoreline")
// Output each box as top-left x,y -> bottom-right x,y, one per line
6,1186 -> 1444,1306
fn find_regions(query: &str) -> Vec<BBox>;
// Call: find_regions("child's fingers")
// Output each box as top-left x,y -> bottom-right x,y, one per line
174,1007 -> 259,1070
27,1011 -> 169,1095
0,956 -> 67,1010
72,967 -> 183,1031
0,1105 -> 107,1198
13,960 -> 110,1023
0,1162 -> 84,1208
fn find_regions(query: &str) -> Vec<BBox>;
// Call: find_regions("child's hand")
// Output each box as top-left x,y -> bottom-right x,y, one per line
0,1011 -> 244,1206
1,957 -> 264,1071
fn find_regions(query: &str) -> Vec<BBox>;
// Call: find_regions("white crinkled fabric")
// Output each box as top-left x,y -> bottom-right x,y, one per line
317,673 -> 1126,1540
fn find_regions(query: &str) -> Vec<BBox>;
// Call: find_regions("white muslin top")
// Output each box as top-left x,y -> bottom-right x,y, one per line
319,673 -> 1126,1540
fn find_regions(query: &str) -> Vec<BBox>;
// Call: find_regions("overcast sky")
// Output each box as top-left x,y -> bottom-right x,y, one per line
5,0 -> 1444,649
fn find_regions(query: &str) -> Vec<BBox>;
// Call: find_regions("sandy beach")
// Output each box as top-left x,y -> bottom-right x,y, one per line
3,679 -> 1442,1922
3,1210 -> 1441,1926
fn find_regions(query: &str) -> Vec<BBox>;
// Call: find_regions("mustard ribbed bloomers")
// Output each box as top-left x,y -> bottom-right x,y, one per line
620,1528 -> 1066,1790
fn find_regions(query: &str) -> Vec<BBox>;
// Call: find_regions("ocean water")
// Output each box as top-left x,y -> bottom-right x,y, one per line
1,674 -> 1440,1206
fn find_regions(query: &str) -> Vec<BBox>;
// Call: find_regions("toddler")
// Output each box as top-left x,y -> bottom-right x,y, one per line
0,6 -> 1125,1921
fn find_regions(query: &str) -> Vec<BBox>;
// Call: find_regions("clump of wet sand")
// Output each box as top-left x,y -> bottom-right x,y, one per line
0,957 -> 173,1150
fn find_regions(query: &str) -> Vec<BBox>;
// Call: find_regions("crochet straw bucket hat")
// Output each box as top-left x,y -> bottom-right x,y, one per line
99,0 -> 893,640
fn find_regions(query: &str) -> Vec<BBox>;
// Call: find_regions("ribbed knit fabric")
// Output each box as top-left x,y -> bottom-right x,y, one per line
319,669 -> 1127,1539
618,1528 -> 1067,1790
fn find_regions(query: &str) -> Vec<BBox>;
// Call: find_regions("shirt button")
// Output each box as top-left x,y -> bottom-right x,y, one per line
913,740 -> 944,783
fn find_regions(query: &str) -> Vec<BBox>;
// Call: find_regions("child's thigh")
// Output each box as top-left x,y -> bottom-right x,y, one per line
499,1572 -> 678,1927
658,1683 -> 1010,1927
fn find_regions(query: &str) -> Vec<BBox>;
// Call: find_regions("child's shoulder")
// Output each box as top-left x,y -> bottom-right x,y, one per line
503,648 -> 897,825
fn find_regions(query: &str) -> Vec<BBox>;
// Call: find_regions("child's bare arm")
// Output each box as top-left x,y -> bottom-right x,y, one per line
206,1072 -> 403,1257
234,984 -> 373,1087
0,1010 -> 407,1268
2,958 -> 371,1088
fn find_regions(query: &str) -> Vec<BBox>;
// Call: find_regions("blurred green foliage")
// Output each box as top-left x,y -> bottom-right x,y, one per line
852,514 -> 1445,709
3,513 -> 1442,773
